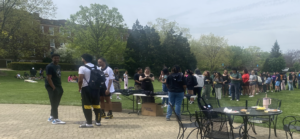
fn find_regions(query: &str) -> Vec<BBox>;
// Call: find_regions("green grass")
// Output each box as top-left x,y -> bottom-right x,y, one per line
0,70 -> 300,130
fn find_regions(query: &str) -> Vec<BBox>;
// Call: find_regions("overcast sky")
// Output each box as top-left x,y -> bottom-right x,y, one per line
53,0 -> 300,52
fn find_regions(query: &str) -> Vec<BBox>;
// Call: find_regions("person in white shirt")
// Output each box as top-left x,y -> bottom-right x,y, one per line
123,71 -> 128,89
98,58 -> 115,119
193,69 -> 204,104
78,54 -> 102,128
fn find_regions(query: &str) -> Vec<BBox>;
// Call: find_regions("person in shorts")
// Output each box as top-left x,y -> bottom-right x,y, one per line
275,72 -> 281,92
98,58 -> 115,119
78,54 -> 102,128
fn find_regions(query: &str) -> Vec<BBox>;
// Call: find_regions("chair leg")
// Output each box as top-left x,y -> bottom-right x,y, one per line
251,123 -> 257,135
187,128 -> 197,139
180,128 -> 186,139
177,127 -> 181,139
285,131 -> 288,139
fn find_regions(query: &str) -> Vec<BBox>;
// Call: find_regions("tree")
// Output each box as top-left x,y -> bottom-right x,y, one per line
270,40 -> 281,58
162,29 -> 196,71
66,4 -> 127,59
55,45 -> 75,63
269,56 -> 286,72
294,62 -> 300,72
224,45 -> 244,68
147,18 -> 191,44
190,33 -> 228,71
262,58 -> 270,72
124,20 -> 163,76
0,0 -> 57,57
241,46 -> 263,69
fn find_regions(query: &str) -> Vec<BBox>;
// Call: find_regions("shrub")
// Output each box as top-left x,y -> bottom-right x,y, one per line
8,62 -> 80,71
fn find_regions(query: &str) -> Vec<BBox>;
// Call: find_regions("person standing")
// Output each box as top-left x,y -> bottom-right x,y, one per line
281,72 -> 286,91
265,74 -> 272,92
222,70 -> 230,97
288,73 -> 294,91
202,71 -> 212,100
272,73 -> 276,90
186,69 -> 196,103
39,68 -> 44,77
297,71 -> 300,89
123,71 -> 129,89
45,54 -> 65,124
249,70 -> 257,97
134,68 -> 143,104
98,58 -> 115,119
258,73 -> 264,93
193,69 -> 204,104
292,72 -> 297,89
275,72 -> 281,92
214,72 -> 223,100
230,68 -> 242,101
166,65 -> 186,121
161,68 -> 169,107
113,67 -> 121,100
139,67 -> 155,103
78,54 -> 103,128
242,69 -> 250,96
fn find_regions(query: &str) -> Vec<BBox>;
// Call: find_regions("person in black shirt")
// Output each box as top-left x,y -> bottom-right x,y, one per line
139,67 -> 155,103
134,68 -> 143,104
186,69 -> 196,104
45,54 -> 65,124
166,65 -> 186,121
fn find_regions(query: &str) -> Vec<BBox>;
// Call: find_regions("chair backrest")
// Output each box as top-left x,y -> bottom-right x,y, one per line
169,102 -> 184,128
256,98 -> 282,109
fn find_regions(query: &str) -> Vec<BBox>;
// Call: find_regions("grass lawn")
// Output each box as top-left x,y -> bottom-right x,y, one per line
1,70 -> 300,130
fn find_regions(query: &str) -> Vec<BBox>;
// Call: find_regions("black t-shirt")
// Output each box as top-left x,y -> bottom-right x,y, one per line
276,74 -> 281,82
166,73 -> 187,93
134,73 -> 141,85
45,63 -> 62,87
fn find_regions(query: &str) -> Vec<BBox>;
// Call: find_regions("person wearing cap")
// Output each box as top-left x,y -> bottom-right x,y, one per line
230,68 -> 242,101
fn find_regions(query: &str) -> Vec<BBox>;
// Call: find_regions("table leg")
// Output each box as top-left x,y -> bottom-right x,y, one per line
243,116 -> 248,139
274,115 -> 278,137
269,116 -> 271,139
128,95 -> 137,114
228,115 -> 235,139
185,98 -> 192,122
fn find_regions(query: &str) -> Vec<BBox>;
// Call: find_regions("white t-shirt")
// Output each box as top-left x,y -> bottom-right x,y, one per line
194,74 -> 204,87
78,63 -> 99,87
123,73 -> 128,82
99,66 -> 115,93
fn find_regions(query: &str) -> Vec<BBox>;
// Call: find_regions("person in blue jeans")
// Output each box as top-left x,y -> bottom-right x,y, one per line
166,65 -> 187,121
161,68 -> 169,107
230,68 -> 242,101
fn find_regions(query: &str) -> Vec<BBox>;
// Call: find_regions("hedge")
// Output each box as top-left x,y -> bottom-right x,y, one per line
8,62 -> 80,71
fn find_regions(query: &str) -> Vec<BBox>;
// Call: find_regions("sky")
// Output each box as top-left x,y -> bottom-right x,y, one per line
52,0 -> 300,52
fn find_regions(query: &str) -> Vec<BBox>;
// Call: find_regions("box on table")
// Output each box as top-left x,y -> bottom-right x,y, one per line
102,102 -> 122,112
141,103 -> 164,116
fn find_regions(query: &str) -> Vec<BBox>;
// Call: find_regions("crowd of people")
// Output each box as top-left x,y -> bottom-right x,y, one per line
44,52 -> 300,126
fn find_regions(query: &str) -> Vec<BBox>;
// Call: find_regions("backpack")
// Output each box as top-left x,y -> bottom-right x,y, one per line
192,76 -> 198,86
84,65 -> 106,90
257,76 -> 262,83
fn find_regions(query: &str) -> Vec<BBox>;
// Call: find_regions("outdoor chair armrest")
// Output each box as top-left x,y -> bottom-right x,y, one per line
283,116 -> 298,127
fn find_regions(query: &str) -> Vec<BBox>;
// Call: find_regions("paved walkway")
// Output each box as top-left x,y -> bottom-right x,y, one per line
0,104 -> 297,139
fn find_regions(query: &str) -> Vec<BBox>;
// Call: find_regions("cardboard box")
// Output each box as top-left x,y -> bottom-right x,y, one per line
102,102 -> 122,112
141,103 -> 164,116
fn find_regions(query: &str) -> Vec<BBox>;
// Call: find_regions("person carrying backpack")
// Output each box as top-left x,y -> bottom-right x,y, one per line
78,54 -> 105,128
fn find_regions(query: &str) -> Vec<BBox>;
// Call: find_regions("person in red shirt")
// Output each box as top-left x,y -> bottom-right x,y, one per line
242,69 -> 250,96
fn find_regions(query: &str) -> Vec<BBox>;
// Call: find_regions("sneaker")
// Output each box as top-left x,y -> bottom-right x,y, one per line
241,94 -> 243,96
166,118 -> 170,121
105,112 -> 113,119
230,99 -> 233,101
52,119 -> 66,124
95,123 -> 101,126
249,95 -> 254,98
79,124 -> 93,128
236,99 -> 239,101
138,102 -> 141,105
101,111 -> 106,118
271,91 -> 273,92
47,117 -> 54,122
